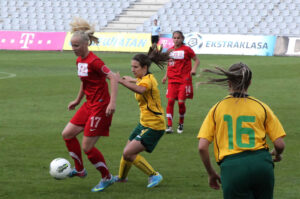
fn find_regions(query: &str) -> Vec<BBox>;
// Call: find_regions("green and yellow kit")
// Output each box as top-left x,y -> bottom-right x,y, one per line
197,94 -> 286,163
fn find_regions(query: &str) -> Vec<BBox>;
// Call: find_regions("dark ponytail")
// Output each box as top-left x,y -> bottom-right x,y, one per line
132,44 -> 170,71
200,62 -> 252,93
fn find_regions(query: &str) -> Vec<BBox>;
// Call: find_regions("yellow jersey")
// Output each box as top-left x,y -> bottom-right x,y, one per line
135,74 -> 166,130
197,94 -> 286,163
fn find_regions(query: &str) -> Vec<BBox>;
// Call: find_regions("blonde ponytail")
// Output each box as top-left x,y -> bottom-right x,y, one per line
70,18 -> 99,45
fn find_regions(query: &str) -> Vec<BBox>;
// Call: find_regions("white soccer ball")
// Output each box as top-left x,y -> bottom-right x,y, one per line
49,158 -> 72,180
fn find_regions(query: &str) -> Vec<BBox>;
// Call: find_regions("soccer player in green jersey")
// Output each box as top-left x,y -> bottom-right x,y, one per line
197,63 -> 286,199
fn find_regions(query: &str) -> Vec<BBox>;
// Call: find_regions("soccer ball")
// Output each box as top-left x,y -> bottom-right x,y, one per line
49,158 -> 72,180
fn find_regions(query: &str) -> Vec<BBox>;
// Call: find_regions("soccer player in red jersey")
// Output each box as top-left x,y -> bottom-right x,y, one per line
61,18 -> 118,192
162,31 -> 200,134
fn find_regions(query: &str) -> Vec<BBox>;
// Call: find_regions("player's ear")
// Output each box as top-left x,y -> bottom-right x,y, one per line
228,81 -> 232,89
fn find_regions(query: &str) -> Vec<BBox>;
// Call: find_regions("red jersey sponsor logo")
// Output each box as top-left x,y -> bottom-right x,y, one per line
170,50 -> 185,59
78,63 -> 88,77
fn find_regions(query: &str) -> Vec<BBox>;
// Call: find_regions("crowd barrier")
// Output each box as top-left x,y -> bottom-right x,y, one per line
0,31 -> 298,56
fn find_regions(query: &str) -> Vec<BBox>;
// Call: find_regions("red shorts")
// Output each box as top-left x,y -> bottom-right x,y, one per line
70,102 -> 112,137
166,82 -> 193,100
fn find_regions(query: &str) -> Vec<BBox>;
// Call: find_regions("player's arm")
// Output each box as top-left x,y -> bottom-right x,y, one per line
68,82 -> 85,110
191,55 -> 200,75
162,69 -> 168,84
122,76 -> 137,83
106,71 -> 118,116
162,49 -> 173,84
271,137 -> 285,162
198,138 -> 221,190
116,72 -> 146,94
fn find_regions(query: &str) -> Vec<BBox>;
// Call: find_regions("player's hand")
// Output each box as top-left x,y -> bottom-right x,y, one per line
122,76 -> 136,82
106,102 -> 116,116
68,100 -> 79,110
191,69 -> 197,76
208,171 -> 221,190
162,76 -> 167,84
270,149 -> 282,162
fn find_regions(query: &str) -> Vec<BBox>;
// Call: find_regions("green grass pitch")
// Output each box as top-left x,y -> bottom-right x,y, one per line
0,50 -> 299,199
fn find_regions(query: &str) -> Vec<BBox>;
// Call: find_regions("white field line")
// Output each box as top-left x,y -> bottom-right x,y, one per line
0,72 -> 17,80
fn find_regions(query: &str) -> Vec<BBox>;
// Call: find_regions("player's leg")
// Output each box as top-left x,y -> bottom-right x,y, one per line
116,140 -> 132,182
82,135 -> 114,192
221,150 -> 272,199
251,151 -> 274,199
221,157 -> 253,199
63,103 -> 89,176
177,83 -> 188,133
166,83 -> 178,133
123,140 -> 153,172
177,99 -> 186,133
82,136 -> 111,179
166,98 -> 175,133
83,111 -> 113,179
116,123 -> 145,182
123,126 -> 164,188
84,111 -> 114,192
62,122 -> 85,176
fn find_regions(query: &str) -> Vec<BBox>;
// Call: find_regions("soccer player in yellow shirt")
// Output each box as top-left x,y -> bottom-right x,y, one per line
115,45 -> 169,188
197,63 -> 286,199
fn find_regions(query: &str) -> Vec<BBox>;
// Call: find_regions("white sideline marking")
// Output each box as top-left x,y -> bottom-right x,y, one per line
0,72 -> 16,80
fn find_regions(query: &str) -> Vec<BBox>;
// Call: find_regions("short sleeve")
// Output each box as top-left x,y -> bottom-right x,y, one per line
91,59 -> 111,76
264,105 -> 286,142
197,105 -> 217,142
137,77 -> 150,90
187,46 -> 196,59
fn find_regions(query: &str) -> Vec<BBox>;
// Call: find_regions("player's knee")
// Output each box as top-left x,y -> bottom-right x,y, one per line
122,151 -> 134,162
167,99 -> 175,106
62,130 -> 72,139
82,144 -> 93,154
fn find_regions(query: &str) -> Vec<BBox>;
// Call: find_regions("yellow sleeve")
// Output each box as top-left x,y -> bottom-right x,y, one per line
137,77 -> 150,90
264,104 -> 286,142
197,105 -> 217,142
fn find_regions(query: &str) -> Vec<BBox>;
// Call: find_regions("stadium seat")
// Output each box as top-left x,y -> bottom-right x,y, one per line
1,0 -> 299,36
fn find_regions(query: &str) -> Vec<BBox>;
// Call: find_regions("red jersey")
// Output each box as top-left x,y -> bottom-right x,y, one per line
76,52 -> 111,108
167,45 -> 196,84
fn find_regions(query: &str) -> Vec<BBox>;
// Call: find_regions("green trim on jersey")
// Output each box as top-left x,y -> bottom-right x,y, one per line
135,74 -> 166,130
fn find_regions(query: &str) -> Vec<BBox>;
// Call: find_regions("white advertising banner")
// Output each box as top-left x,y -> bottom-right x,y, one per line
183,33 -> 276,56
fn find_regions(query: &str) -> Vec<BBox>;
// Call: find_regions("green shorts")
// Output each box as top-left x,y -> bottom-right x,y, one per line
129,123 -> 164,153
220,149 -> 274,199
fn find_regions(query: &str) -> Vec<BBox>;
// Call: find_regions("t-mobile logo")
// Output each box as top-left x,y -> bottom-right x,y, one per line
20,33 -> 35,49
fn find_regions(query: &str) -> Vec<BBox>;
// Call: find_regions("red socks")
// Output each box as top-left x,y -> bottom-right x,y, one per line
166,99 -> 175,126
64,138 -> 110,179
85,147 -> 110,179
167,100 -> 186,126
178,102 -> 186,124
64,137 -> 84,172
